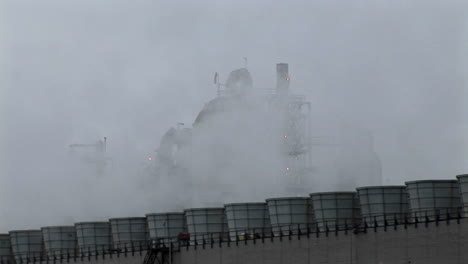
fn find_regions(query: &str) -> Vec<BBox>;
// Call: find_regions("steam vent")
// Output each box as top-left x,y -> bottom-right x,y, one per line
1,64 -> 467,264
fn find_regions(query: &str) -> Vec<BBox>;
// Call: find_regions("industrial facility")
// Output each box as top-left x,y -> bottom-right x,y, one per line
148,63 -> 382,208
1,64 -> 467,264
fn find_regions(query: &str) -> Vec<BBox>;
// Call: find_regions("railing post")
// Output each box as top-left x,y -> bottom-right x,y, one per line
325,221 -> 329,237
425,211 -> 430,227
253,228 -> 257,244
235,231 -> 239,246
262,227 -> 265,243
344,219 -> 348,235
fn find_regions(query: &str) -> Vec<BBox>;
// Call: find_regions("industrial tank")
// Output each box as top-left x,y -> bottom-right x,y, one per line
310,192 -> 361,231
41,226 -> 77,259
184,208 -> 228,244
266,197 -> 313,235
109,217 -> 148,250
357,186 -> 409,226
224,203 -> 271,240
75,222 -> 111,256
0,234 -> 13,263
146,213 -> 186,242
406,180 -> 462,221
456,174 -> 468,216
9,230 -> 44,262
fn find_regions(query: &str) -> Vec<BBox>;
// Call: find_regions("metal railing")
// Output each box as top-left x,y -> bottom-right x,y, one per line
2,207 -> 465,264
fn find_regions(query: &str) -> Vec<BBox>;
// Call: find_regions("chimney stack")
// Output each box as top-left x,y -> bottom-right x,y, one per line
276,63 -> 289,96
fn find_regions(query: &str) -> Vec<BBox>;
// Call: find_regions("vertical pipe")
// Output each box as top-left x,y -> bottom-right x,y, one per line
276,63 -> 289,96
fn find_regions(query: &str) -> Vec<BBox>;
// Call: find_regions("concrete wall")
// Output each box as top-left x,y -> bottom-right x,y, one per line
180,219 -> 468,264
355,220 -> 468,264
29,219 -> 467,264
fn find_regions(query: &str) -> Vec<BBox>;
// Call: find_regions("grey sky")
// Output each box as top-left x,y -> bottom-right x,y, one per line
0,0 -> 467,232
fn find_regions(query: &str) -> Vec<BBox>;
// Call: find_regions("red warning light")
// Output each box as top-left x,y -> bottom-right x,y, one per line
286,77 -> 290,81
283,135 -> 288,138
148,157 -> 153,161
286,167 -> 290,171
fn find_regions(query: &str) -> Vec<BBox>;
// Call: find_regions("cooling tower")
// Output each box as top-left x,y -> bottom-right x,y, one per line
310,192 -> 361,231
357,186 -> 409,226
266,197 -> 314,235
146,213 -> 186,244
224,203 -> 271,240
184,208 -> 228,244
75,222 -> 112,256
406,180 -> 462,221
456,174 -> 468,217
9,230 -> 44,263
0,234 -> 13,263
41,226 -> 77,259
109,217 -> 148,250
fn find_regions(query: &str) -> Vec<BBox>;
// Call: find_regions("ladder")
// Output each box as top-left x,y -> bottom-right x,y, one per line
143,241 -> 171,264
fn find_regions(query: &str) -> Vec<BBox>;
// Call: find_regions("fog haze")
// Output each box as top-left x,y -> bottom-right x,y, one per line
1,0 -> 467,232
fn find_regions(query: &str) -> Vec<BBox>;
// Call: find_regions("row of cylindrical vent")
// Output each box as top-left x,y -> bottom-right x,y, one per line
1,175 -> 467,262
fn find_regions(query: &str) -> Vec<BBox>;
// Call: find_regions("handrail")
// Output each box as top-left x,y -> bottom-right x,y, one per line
5,207 -> 465,264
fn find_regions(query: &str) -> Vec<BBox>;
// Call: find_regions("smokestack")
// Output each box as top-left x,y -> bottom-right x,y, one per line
276,63 -> 289,96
